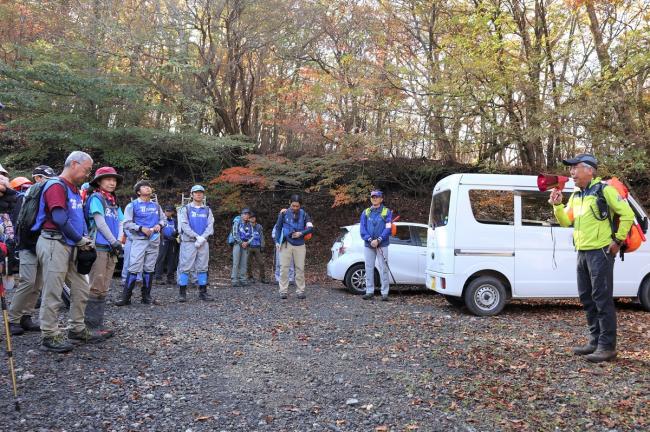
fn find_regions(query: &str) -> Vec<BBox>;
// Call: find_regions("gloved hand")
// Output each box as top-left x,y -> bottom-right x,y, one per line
76,236 -> 95,250
195,235 -> 206,247
111,241 -> 123,255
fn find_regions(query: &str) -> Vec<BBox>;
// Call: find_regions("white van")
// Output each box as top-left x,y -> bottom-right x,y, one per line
425,174 -> 650,316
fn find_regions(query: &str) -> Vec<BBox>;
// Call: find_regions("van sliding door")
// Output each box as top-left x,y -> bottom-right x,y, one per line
514,191 -> 576,297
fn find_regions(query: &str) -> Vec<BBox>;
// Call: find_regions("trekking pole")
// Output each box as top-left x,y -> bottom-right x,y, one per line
0,266 -> 21,411
377,246 -> 397,285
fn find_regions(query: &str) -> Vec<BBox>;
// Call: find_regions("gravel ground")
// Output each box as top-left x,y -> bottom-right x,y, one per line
1,277 -> 648,432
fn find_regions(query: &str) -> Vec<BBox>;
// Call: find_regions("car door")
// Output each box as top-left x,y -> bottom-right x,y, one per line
387,224 -> 420,284
514,191 -> 577,297
410,225 -> 428,285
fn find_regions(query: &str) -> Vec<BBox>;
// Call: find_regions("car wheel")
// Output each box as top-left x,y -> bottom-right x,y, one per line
464,276 -> 507,316
345,263 -> 367,295
639,278 -> 650,312
444,295 -> 465,308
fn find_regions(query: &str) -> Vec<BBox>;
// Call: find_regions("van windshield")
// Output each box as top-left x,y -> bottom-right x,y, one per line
429,190 -> 451,228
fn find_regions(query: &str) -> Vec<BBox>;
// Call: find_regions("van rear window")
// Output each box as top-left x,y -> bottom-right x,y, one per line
469,190 -> 514,225
430,190 -> 451,228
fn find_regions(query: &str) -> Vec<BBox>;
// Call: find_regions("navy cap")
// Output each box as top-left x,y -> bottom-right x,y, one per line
370,190 -> 383,197
562,153 -> 598,169
241,207 -> 251,214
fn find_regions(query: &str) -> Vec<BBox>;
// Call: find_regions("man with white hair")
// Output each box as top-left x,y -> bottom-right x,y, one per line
550,153 -> 635,363
32,151 -> 103,353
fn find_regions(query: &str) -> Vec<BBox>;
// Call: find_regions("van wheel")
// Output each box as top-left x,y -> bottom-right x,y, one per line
444,295 -> 465,308
464,276 -> 507,316
639,279 -> 650,312
344,264 -> 379,295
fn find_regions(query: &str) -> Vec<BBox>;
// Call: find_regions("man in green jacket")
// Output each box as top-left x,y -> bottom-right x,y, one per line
550,153 -> 634,363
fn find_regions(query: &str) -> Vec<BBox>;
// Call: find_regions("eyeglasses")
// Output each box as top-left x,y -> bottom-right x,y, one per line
371,195 -> 381,199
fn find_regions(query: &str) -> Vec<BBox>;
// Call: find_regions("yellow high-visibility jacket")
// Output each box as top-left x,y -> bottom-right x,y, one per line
553,177 -> 634,251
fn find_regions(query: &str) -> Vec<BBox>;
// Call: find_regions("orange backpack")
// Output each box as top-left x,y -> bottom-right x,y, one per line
597,177 -> 647,257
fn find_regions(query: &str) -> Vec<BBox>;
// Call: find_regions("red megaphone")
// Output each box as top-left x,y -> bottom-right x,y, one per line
537,174 -> 569,192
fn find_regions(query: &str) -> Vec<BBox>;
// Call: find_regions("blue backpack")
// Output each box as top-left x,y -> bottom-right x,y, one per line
227,215 -> 242,246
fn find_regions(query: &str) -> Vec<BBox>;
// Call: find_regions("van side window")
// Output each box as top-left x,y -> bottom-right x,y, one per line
521,191 -> 573,227
468,190 -> 514,225
430,190 -> 450,228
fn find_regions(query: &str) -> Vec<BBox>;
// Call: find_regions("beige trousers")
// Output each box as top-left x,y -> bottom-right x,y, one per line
279,243 -> 306,294
8,249 -> 43,323
89,250 -> 116,299
37,236 -> 90,337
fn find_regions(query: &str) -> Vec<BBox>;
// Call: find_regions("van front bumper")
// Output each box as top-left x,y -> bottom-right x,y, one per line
426,272 -> 464,297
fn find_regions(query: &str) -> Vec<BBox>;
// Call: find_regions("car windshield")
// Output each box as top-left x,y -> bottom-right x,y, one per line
429,190 -> 450,228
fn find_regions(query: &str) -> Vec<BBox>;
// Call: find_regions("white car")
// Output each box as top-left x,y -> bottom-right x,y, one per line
327,222 -> 429,294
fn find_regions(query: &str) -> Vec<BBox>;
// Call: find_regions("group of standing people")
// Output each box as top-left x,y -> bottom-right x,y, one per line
0,151 -> 328,355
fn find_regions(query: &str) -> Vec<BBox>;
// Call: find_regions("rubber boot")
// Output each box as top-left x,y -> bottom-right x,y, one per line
115,273 -> 137,306
178,286 -> 187,303
198,285 -> 213,301
84,296 -> 114,339
141,272 -> 157,305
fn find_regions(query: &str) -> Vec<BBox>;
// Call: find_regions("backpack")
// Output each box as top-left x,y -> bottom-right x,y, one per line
364,206 -> 397,236
593,177 -> 647,259
227,215 -> 241,246
15,179 -> 64,251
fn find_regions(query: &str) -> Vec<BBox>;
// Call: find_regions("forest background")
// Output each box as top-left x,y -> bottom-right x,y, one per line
1,0 -> 649,227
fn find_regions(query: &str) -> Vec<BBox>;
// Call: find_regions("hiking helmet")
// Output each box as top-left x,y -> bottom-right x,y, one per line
90,166 -> 123,188
191,184 -> 205,193
134,180 -> 153,195
10,176 -> 33,191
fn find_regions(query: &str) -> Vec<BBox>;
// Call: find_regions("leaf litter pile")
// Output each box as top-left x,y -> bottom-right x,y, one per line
1,278 -> 648,431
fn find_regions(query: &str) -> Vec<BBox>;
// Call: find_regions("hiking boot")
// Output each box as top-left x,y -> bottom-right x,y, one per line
296,293 -> 306,300
362,293 -> 373,300
178,286 -> 187,303
381,295 -> 389,302
232,281 -> 241,287
20,315 -> 41,332
68,328 -> 106,344
198,285 -> 214,302
572,344 -> 597,356
116,273 -> 137,306
280,292 -> 288,299
41,334 -> 74,353
9,323 -> 25,336
585,349 -> 617,363
166,277 -> 175,285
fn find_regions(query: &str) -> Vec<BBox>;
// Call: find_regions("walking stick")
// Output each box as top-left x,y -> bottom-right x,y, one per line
1,262 -> 21,411
377,246 -> 397,285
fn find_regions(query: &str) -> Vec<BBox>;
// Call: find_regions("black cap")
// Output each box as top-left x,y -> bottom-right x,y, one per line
241,207 -> 251,214
134,180 -> 152,194
164,204 -> 175,212
32,165 -> 56,178
562,153 -> 598,169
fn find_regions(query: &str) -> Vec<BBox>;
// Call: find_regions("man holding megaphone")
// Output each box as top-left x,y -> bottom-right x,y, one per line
548,153 -> 635,363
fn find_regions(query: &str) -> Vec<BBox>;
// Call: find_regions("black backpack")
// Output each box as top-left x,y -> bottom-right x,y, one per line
15,179 -> 63,251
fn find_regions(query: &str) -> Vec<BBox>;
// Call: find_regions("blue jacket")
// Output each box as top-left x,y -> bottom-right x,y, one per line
360,205 -> 392,248
274,209 -> 313,246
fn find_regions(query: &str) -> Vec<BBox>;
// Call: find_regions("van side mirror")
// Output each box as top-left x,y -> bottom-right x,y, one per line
640,217 -> 648,234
